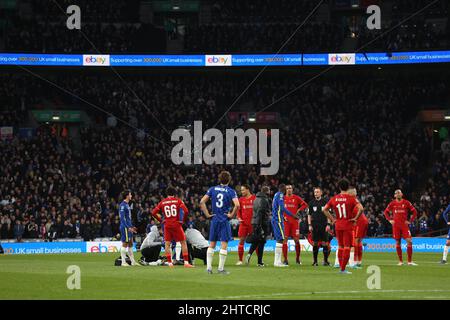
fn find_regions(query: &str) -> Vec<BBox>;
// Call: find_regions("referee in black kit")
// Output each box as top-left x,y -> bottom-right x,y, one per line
308,187 -> 331,266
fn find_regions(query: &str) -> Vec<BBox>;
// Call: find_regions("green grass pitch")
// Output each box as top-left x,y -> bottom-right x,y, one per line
0,252 -> 449,300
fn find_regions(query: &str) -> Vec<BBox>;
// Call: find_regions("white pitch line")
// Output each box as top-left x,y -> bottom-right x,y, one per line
179,289 -> 450,300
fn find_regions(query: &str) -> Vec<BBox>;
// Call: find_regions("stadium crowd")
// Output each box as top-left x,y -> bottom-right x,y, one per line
0,72 -> 448,241
2,0 -> 448,54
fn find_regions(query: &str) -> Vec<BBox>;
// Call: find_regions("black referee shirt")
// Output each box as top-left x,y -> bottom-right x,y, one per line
308,197 -> 328,226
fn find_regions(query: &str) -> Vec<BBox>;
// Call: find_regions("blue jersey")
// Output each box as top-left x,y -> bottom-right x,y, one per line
271,191 -> 294,223
119,201 -> 133,229
443,204 -> 450,224
206,185 -> 238,223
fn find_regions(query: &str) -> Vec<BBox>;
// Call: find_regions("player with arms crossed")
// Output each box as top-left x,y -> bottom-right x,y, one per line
272,184 -> 297,267
283,184 -> 308,265
322,179 -> 363,274
119,190 -> 139,266
236,184 -> 256,265
200,171 -> 240,274
440,203 -> 450,264
383,189 -> 418,266
151,186 -> 194,268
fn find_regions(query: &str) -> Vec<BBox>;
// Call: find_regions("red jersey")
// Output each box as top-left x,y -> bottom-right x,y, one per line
384,199 -> 417,224
237,194 -> 256,225
152,196 -> 189,227
352,205 -> 368,224
284,194 -> 308,223
326,193 -> 359,231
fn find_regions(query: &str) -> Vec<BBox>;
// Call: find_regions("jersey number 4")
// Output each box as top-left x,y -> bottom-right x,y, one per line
164,204 -> 178,218
336,203 -> 347,219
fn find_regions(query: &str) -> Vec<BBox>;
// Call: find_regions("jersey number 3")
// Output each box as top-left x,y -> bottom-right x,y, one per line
216,194 -> 224,208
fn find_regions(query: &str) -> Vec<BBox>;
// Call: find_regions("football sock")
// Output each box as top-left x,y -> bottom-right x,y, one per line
120,246 -> 127,265
166,249 -> 173,264
206,247 -> 214,270
183,252 -> 190,265
295,242 -> 301,261
342,247 -> 351,271
238,243 -> 244,261
396,245 -> 403,262
218,249 -> 227,271
335,249 -> 340,265
407,243 -> 413,263
282,243 -> 288,262
175,242 -> 182,261
358,243 -> 363,263
248,243 -> 257,255
275,243 -> 283,265
443,245 -> 449,261
349,250 -> 355,266
353,246 -> 359,263
313,245 -> 319,263
127,247 -> 135,263
322,244 -> 329,263
338,247 -> 344,269
257,243 -> 265,264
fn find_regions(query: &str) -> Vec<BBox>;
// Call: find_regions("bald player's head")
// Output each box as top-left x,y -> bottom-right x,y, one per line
394,189 -> 403,200
348,187 -> 357,197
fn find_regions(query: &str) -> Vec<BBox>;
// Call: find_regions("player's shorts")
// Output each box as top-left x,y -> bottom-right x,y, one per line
209,220 -> 232,242
393,224 -> 412,240
120,226 -> 132,243
336,229 -> 353,247
164,224 -> 186,242
353,220 -> 368,240
271,220 -> 285,241
284,220 -> 300,238
312,224 -> 329,243
238,223 -> 253,238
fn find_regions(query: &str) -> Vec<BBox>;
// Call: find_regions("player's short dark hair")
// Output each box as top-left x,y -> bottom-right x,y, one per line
338,179 -> 350,192
123,190 -> 132,199
241,184 -> 251,191
166,186 -> 177,196
313,186 -> 322,191
218,171 -> 231,185
278,184 -> 286,193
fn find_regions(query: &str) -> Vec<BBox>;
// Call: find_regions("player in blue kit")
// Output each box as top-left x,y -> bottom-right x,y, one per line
441,204 -> 450,264
119,190 -> 138,266
200,171 -> 240,274
272,184 -> 297,267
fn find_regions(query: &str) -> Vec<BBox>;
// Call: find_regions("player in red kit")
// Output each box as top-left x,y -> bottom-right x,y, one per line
151,186 -> 194,268
236,184 -> 256,265
348,187 -> 368,268
283,185 -> 307,265
323,179 -> 363,274
384,189 -> 418,266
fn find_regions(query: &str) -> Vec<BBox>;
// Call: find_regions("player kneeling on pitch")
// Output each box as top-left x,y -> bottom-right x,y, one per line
139,225 -> 164,265
184,226 -> 209,265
